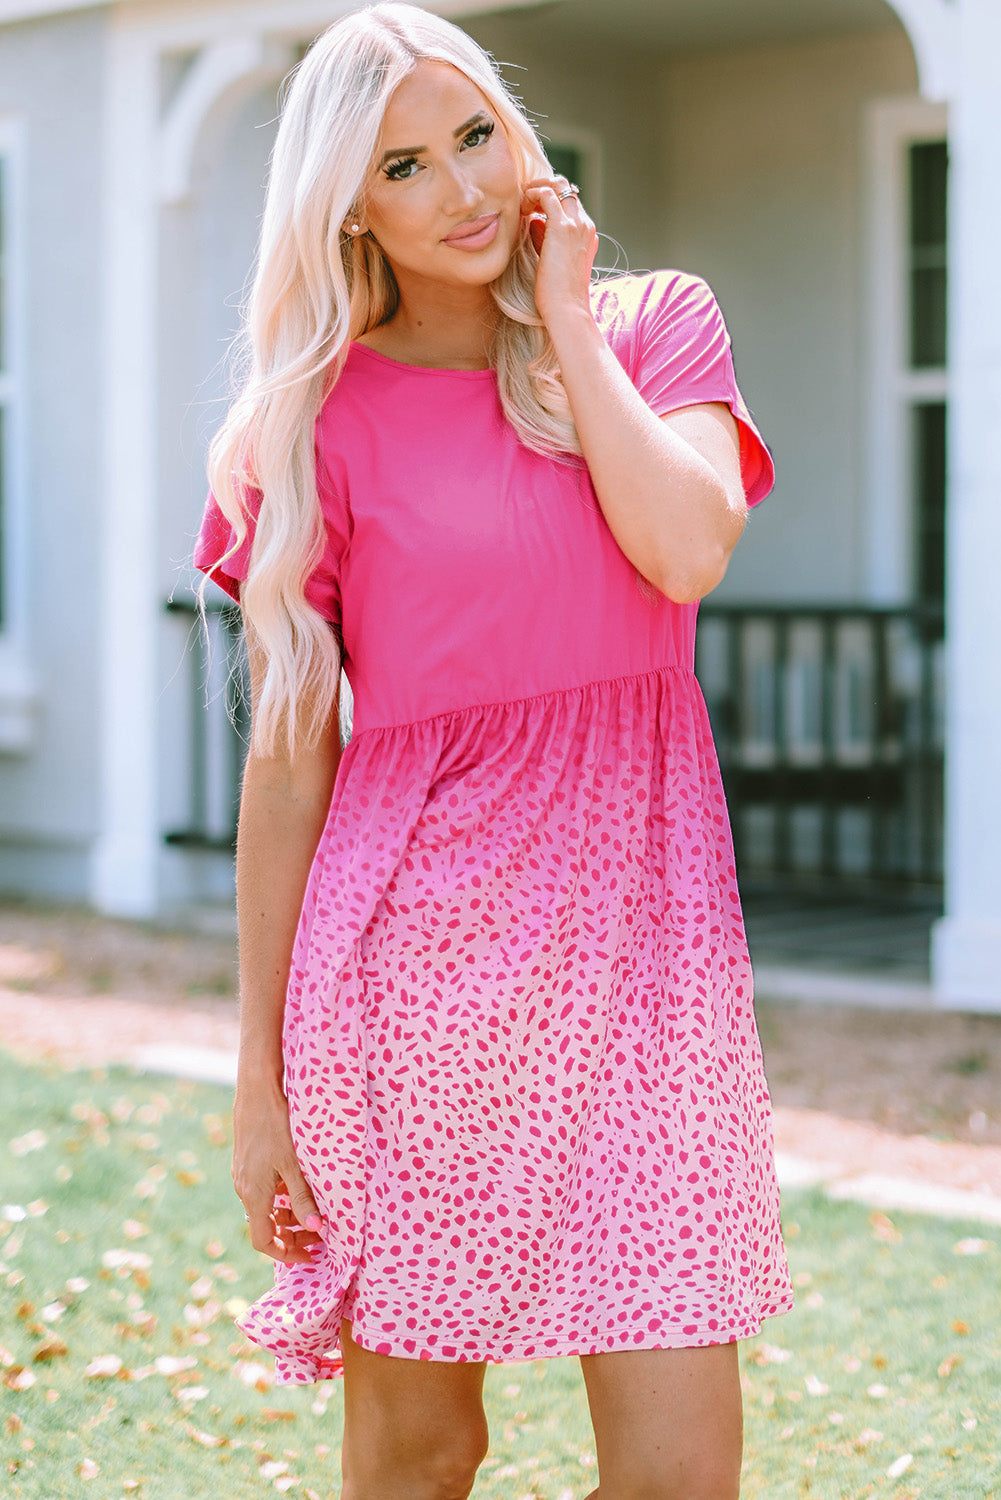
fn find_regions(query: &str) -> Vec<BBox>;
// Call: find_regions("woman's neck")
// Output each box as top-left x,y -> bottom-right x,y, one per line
356,284 -> 500,370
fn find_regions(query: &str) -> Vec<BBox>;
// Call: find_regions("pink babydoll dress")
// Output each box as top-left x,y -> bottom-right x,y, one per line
195,270 -> 794,1384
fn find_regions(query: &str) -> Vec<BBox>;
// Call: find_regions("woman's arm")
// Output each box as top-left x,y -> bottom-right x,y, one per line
231,624 -> 342,1263
523,182 -> 747,604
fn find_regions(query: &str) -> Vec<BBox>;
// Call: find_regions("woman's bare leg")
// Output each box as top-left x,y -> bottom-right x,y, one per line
339,1319 -> 490,1500
578,1341 -> 742,1500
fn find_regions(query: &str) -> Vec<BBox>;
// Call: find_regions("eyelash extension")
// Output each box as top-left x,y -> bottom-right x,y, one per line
384,154 -> 419,181
383,120 -> 495,181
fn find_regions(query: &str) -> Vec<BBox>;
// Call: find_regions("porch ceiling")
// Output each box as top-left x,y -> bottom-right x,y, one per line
473,0 -> 905,54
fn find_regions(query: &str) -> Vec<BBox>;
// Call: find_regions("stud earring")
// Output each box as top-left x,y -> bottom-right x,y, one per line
350,223 -> 360,234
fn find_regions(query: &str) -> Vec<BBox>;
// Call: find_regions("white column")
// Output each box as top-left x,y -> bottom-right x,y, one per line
931,0 -> 1001,1009
90,18 -> 161,917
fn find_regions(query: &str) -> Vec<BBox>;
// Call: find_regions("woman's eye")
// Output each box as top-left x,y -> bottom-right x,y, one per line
462,121 -> 495,150
385,155 -> 420,181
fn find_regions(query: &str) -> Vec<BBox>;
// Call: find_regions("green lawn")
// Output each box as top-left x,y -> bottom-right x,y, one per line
1,1050 -> 998,1499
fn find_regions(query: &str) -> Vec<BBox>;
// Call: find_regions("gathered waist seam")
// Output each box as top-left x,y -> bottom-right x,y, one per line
354,662 -> 696,738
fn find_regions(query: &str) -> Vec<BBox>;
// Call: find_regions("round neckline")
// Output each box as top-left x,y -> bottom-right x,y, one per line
349,341 -> 496,379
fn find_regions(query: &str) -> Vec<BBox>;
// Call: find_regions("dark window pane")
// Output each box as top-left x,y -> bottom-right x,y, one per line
911,266 -> 947,367
909,141 -> 948,368
910,140 -> 948,248
546,143 -> 582,186
914,401 -> 946,608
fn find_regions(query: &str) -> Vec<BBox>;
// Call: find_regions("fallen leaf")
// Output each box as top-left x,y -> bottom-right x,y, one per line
867,1383 -> 889,1399
65,1277 -> 90,1295
887,1453 -> 914,1478
154,1354 -> 198,1375
804,1374 -> 829,1397
102,1249 -> 152,1273
77,1458 -> 99,1479
202,1114 -> 228,1147
176,1169 -> 205,1187
261,1460 -> 289,1479
870,1212 -> 901,1244
9,1130 -> 48,1156
951,1319 -> 970,1336
184,1300 -> 221,1329
937,1354 -> 961,1378
953,1237 -> 991,1256
233,1359 -> 274,1391
262,1409 -> 297,1423
750,1342 -> 793,1366
4,1415 -> 22,1434
177,1385 -> 209,1402
1,1204 -> 27,1222
205,1239 -> 226,1259
39,1301 -> 65,1323
187,1425 -> 228,1447
122,1219 -> 148,1240
4,1367 -> 36,1390
84,1355 -> 123,1379
33,1336 -> 68,1363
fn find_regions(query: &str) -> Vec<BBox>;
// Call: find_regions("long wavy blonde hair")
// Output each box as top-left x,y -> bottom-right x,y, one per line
205,2 -> 582,758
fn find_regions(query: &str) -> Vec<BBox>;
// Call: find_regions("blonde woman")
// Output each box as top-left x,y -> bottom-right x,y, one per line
195,4 -> 793,1495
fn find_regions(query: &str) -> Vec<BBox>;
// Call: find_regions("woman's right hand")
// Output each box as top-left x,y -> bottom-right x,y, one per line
232,1071 -> 326,1264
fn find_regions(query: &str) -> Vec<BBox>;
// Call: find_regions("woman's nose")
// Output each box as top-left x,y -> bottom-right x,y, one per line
443,165 -> 483,214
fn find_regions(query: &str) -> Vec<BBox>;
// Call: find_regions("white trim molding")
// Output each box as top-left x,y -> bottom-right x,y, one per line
90,14 -> 162,915
0,112 -> 39,753
932,0 -> 1001,1010
159,33 -> 296,204
881,0 -> 958,102
862,96 -> 947,604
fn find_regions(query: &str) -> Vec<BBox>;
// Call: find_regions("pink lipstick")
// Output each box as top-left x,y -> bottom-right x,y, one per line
443,213 -> 500,251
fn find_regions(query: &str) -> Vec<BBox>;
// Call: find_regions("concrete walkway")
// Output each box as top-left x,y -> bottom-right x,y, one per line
131,1041 -> 1001,1228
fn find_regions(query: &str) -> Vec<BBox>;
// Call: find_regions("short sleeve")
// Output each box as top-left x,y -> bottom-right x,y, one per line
595,270 -> 775,508
193,454 -> 346,627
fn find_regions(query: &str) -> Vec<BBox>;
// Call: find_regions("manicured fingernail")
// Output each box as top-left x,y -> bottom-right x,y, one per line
305,1214 -> 323,1233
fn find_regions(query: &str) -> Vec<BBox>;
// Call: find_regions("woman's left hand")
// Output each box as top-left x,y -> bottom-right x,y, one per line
521,178 -> 599,332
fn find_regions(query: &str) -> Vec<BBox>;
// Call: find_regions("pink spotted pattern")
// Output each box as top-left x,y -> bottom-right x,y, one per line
196,271 -> 795,1383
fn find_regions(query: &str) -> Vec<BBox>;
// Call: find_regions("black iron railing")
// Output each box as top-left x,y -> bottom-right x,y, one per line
163,597 -> 249,851
165,595 -> 945,888
695,602 -> 944,888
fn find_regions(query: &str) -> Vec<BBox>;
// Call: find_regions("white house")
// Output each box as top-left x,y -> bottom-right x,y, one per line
0,0 -> 998,1008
